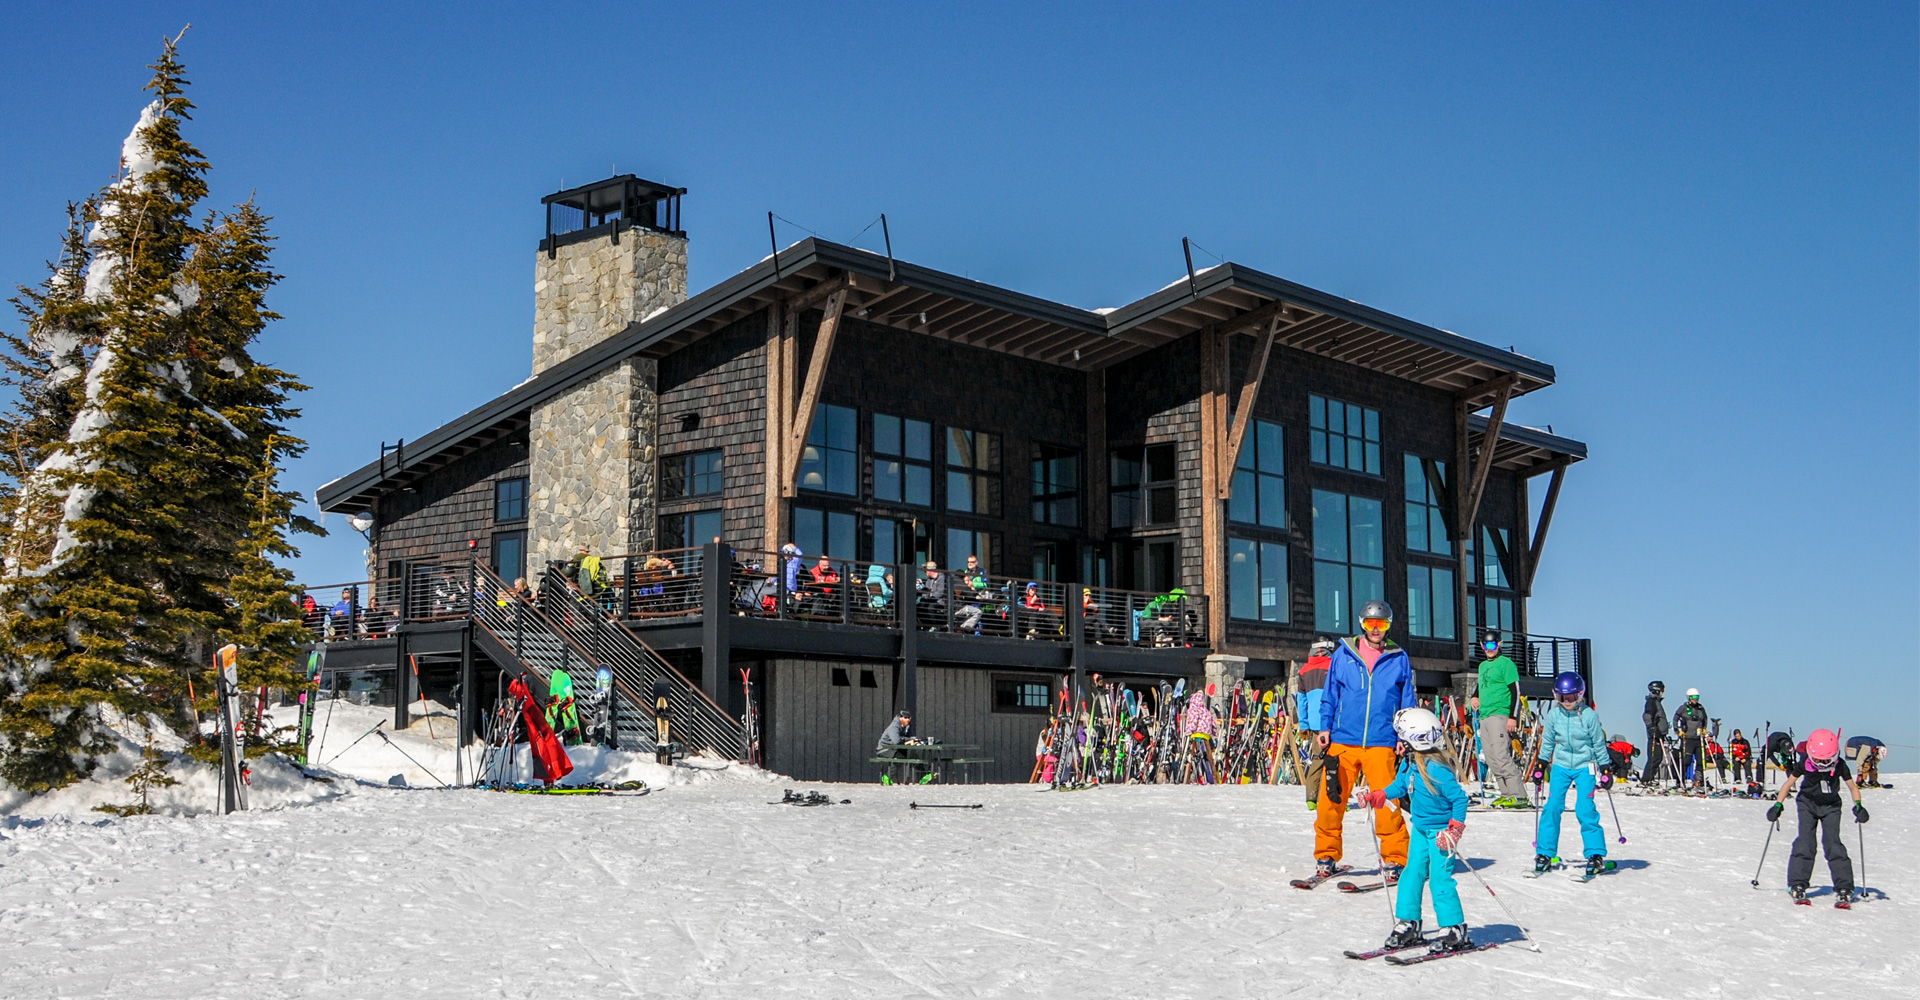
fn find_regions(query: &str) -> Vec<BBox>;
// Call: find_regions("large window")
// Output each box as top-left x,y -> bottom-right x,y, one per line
1310,395 -> 1381,475
946,428 -> 1001,515
1476,526 -> 1512,588
494,477 -> 528,522
1113,537 -> 1178,594
872,413 -> 933,507
1468,526 -> 1515,636
660,509 -> 723,549
793,506 -> 857,559
1111,443 -> 1177,529
1406,564 -> 1457,640
1031,444 -> 1080,526
662,449 -> 724,500
1404,455 -> 1450,555
1312,489 -> 1385,634
946,528 -> 996,572
1228,537 -> 1289,623
1230,420 -> 1286,528
491,530 -> 526,583
797,403 -> 857,495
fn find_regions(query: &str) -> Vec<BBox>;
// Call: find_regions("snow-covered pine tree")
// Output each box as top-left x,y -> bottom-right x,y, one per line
0,33 -> 319,791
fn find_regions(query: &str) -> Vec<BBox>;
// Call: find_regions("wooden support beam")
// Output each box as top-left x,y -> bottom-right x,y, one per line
1214,297 -> 1293,339
1197,326 -> 1228,648
1456,376 -> 1515,536
785,273 -> 851,315
1456,371 -> 1520,409
780,288 -> 848,496
1219,313 -> 1282,498
1523,462 -> 1568,596
763,302 -> 785,548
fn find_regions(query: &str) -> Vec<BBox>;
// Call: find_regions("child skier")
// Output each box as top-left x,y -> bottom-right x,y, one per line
1767,728 -> 1867,906
1359,707 -> 1473,955
1534,671 -> 1611,877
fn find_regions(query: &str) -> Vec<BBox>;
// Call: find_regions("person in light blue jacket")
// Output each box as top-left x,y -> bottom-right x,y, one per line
1361,707 -> 1475,955
1535,671 -> 1611,876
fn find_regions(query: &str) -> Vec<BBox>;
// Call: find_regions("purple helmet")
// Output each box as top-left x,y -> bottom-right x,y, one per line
1553,671 -> 1586,698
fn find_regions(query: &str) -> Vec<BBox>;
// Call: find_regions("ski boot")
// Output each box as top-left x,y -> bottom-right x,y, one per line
1584,855 -> 1609,878
1789,885 -> 1809,906
1382,919 -> 1422,950
1315,857 -> 1339,879
1834,888 -> 1854,909
1429,924 -> 1474,954
1381,863 -> 1404,885
1534,853 -> 1554,875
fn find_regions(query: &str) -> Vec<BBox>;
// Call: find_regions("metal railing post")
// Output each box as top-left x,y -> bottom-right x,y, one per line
841,559 -> 851,625
777,553 -> 788,620
348,585 -> 360,639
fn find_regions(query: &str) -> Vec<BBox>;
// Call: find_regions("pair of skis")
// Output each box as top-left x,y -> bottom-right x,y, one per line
1289,865 -> 1391,894
1345,940 -> 1501,965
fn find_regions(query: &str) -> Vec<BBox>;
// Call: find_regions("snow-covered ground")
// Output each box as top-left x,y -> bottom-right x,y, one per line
2,714 -> 1913,998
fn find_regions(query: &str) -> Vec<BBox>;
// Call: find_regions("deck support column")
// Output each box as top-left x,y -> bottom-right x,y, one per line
898,564 -> 918,718
392,630 -> 410,733
1068,592 -> 1086,706
700,540 -> 729,709
1197,326 -> 1228,649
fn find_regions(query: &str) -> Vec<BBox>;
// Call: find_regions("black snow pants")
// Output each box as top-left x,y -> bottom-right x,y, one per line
1786,797 -> 1853,893
1680,737 -> 1703,786
1641,728 -> 1664,783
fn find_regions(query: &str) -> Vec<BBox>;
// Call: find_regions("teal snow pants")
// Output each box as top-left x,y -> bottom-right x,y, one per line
1395,827 -> 1464,927
1538,763 -> 1607,860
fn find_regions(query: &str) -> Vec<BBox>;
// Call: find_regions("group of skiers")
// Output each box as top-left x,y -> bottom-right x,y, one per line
1304,604 -> 1884,959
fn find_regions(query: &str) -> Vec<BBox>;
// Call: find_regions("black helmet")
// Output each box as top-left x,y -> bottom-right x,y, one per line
1481,629 -> 1502,646
1648,680 -> 1665,694
1358,599 -> 1394,623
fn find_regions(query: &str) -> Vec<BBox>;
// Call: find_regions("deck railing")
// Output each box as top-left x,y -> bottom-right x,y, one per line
578,547 -> 1210,650
1478,629 -> 1592,682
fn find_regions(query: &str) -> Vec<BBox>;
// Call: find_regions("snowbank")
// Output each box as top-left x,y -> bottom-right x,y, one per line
0,724 -> 343,822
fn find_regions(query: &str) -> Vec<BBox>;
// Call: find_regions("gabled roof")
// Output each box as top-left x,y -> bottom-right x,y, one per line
318,238 -> 1573,512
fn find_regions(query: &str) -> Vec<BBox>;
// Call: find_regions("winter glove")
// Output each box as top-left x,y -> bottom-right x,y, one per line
1766,802 -> 1784,823
1359,788 -> 1388,810
1597,770 -> 1615,791
1436,820 -> 1466,851
1853,802 -> 1869,824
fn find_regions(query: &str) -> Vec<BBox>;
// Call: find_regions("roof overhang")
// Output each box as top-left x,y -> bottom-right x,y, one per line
1467,414 -> 1587,476
319,238 -> 1565,512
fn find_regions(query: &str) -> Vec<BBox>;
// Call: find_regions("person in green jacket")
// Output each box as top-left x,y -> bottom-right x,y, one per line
1469,630 -> 1528,807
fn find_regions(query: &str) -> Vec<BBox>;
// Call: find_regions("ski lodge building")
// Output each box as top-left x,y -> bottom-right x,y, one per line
306,176 -> 1589,782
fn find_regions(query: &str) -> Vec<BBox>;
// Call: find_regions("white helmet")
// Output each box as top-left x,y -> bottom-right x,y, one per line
1393,707 -> 1445,752
1686,688 -> 1700,698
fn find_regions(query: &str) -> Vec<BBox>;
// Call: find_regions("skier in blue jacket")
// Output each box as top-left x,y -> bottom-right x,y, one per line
1314,599 -> 1418,879
1362,707 -> 1474,955
1534,671 -> 1612,877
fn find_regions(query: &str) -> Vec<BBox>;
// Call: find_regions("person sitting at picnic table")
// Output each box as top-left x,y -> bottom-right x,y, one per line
1139,587 -> 1193,645
876,710 -> 915,757
865,563 -> 895,610
950,556 -> 987,633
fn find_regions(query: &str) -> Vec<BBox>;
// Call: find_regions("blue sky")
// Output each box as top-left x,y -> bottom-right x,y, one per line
3,3 -> 1914,764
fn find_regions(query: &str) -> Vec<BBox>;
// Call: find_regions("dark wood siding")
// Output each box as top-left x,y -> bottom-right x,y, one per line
764,658 -> 896,783
657,314 -> 769,549
916,666 -> 1058,784
374,433 -> 530,571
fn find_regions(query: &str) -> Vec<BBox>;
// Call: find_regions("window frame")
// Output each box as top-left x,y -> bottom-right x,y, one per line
1030,443 -> 1081,527
1311,487 -> 1386,634
1309,394 -> 1382,476
659,509 -> 724,550
944,426 -> 1002,516
1110,442 -> 1178,530
796,403 -> 859,495
661,449 -> 725,501
494,477 -> 529,523
872,413 -> 934,508
490,529 -> 527,583
991,674 -> 1053,715
1229,420 -> 1286,529
1227,535 -> 1290,624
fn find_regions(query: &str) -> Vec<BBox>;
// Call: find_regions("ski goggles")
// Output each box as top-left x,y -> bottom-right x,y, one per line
1482,640 -> 1500,652
1360,617 -> 1392,632
1807,755 -> 1838,772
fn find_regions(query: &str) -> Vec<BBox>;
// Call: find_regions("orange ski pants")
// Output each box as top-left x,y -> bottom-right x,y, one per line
1314,744 -> 1409,866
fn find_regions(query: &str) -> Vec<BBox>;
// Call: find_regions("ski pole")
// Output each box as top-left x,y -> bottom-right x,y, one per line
1857,818 -> 1867,896
322,719 -> 386,766
1750,819 -> 1777,888
374,728 -> 449,788
1358,780 -> 1397,924
1603,781 -> 1627,844
1447,847 -> 1541,952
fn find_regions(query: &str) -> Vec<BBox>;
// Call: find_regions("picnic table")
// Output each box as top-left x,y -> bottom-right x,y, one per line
869,743 -> 995,784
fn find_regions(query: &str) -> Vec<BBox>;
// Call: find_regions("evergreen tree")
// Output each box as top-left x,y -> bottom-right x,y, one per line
0,33 -> 320,791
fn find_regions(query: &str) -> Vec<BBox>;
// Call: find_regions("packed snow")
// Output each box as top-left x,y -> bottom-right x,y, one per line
2,709 -> 1912,998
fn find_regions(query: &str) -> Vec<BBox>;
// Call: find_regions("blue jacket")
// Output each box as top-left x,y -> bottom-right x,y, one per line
1382,756 -> 1470,834
1321,638 -> 1416,748
1538,703 -> 1608,770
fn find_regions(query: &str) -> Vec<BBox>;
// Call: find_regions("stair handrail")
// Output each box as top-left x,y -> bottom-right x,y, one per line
538,561 -> 742,759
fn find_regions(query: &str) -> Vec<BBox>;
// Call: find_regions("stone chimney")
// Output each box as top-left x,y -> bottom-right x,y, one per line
527,176 -> 688,570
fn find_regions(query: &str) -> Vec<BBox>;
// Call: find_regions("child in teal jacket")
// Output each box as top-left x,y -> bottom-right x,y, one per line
1362,707 -> 1474,955
1535,671 -> 1611,876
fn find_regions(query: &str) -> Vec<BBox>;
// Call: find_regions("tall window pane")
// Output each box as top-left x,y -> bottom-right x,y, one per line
1310,394 -> 1381,475
1031,444 -> 1080,526
945,428 -> 1001,515
1312,490 -> 1347,563
874,413 -> 932,506
1232,420 -> 1286,529
799,404 -> 857,494
1231,536 -> 1292,624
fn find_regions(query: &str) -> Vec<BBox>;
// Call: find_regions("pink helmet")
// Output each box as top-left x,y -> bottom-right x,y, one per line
1805,728 -> 1841,767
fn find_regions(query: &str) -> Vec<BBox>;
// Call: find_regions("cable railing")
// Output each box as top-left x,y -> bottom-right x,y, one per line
295,579 -> 403,642
1478,629 -> 1590,680
539,563 -> 743,759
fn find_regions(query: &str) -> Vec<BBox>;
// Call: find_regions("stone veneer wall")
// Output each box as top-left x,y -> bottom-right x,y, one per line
528,226 -> 685,567
533,229 -> 687,373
